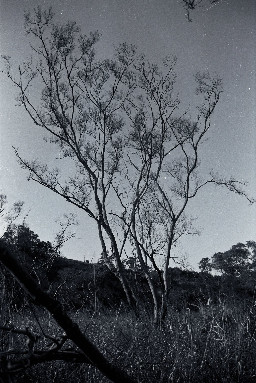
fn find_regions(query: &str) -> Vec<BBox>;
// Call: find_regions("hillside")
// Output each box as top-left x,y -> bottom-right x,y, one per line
1,242 -> 255,315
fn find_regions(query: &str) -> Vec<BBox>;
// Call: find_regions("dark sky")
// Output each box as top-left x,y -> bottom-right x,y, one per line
0,0 -> 255,268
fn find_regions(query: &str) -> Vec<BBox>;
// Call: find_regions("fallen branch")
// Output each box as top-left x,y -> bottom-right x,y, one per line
0,241 -> 137,383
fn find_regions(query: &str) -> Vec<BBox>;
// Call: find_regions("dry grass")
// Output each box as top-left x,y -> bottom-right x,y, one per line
1,299 -> 255,382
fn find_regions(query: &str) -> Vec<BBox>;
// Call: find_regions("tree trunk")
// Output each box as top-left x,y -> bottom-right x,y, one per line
97,222 -> 138,313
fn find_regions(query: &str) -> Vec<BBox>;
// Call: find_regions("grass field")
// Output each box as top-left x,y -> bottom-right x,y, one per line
1,299 -> 255,383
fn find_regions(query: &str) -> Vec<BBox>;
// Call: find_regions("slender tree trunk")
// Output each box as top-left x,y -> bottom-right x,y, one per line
131,221 -> 161,325
160,289 -> 168,327
159,228 -> 176,325
97,222 -> 138,313
149,282 -> 160,327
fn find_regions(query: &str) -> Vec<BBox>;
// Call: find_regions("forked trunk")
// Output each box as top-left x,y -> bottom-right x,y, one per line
97,222 -> 138,313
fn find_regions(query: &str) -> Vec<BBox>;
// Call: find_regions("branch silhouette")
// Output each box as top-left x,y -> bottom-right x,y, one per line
0,240 -> 136,383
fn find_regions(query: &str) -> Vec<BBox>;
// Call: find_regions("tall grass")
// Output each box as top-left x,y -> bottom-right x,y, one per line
2,299 -> 255,382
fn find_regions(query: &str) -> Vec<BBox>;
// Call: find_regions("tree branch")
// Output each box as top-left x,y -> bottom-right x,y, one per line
0,241 -> 136,383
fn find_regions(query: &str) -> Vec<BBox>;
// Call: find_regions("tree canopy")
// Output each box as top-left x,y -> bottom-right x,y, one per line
199,241 -> 256,276
2,7 -> 253,326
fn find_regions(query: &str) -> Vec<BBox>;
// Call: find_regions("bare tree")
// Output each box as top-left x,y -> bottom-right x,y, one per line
2,7 -> 253,327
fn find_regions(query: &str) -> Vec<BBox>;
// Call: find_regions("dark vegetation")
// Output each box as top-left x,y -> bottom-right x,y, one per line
1,224 -> 256,382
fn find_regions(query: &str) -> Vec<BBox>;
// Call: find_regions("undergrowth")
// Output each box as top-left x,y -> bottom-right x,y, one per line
1,300 -> 256,382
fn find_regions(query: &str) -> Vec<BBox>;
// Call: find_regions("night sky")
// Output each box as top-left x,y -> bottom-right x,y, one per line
0,0 -> 255,268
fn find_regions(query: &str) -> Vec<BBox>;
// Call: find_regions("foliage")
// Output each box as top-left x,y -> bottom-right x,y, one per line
0,224 -> 58,312
199,241 -> 256,276
0,193 -> 24,229
198,257 -> 212,273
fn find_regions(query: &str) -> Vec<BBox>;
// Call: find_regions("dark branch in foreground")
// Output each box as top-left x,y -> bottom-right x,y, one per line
1,348 -> 91,373
0,241 -> 137,383
0,325 -> 90,374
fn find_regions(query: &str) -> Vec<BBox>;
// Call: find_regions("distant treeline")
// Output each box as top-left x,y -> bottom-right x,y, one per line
1,224 -> 255,314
